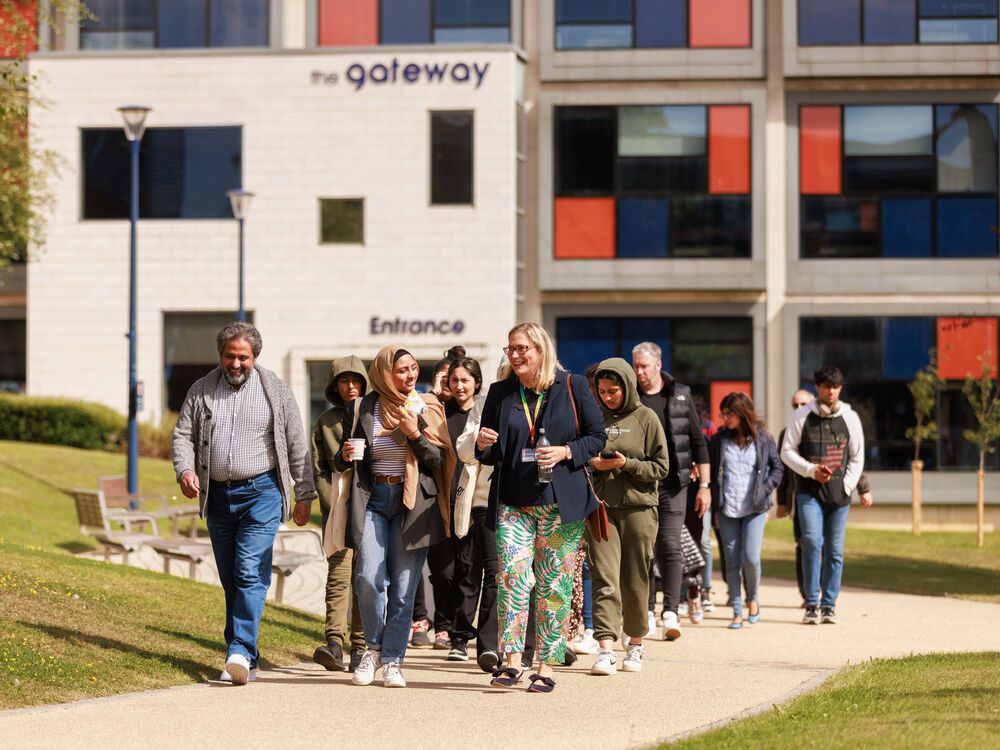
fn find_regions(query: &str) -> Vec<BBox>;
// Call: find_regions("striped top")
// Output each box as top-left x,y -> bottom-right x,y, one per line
209,368 -> 277,482
371,401 -> 408,477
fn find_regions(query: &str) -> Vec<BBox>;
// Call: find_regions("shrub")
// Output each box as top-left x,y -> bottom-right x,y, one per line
0,393 -> 125,450
138,411 -> 178,460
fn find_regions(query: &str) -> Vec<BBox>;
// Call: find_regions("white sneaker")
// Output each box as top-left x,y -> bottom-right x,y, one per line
382,661 -> 406,688
661,611 -> 682,641
646,610 -> 656,637
590,649 -> 617,676
678,600 -> 689,617
224,653 -> 251,685
219,665 -> 256,683
622,643 -> 644,672
572,628 -> 599,655
351,650 -> 381,686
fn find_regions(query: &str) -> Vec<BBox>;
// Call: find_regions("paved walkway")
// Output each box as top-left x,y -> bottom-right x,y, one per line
3,576 -> 998,750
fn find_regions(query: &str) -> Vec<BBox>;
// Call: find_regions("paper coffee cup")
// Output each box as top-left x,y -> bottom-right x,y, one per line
348,438 -> 366,460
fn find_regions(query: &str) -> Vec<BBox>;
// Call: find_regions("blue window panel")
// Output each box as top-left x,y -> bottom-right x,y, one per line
919,0 -> 997,16
556,318 -> 617,375
556,24 -> 632,48
882,197 -> 932,257
844,106 -> 933,156
936,104 -> 998,193
435,0 -> 509,26
799,0 -> 861,44
79,30 -> 154,48
210,0 -> 268,46
882,318 -> 934,379
82,0 -> 154,31
635,0 -> 686,47
556,0 -> 632,23
617,198 -> 669,258
919,18 -> 998,42
381,0 -> 432,43
158,0 -> 207,48
937,197 -> 998,257
619,319 -> 672,371
865,0 -> 916,44
434,27 -> 510,43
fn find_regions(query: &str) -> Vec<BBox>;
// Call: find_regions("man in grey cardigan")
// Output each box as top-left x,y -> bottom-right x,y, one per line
172,322 -> 315,684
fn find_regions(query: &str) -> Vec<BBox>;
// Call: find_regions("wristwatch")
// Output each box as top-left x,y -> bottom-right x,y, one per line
699,482 -> 710,489
565,445 -> 573,461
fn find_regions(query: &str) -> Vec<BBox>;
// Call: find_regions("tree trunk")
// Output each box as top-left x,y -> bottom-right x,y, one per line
911,460 -> 923,536
977,467 -> 986,549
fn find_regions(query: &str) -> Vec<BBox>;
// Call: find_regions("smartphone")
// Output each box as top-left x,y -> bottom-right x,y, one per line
600,450 -> 617,459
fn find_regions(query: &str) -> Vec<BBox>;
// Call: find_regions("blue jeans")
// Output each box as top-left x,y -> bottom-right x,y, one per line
716,510 -> 767,617
206,470 -> 282,666
582,558 -> 593,630
354,483 -> 428,664
701,506 -> 714,591
797,493 -> 851,608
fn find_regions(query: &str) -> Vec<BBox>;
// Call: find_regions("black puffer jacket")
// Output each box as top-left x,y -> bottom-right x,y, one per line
639,372 -> 710,493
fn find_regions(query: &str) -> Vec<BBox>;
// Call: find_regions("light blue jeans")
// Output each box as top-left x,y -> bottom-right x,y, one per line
354,483 -> 428,664
797,493 -> 851,609
716,510 -> 767,617
701,506 -> 714,591
206,470 -> 282,667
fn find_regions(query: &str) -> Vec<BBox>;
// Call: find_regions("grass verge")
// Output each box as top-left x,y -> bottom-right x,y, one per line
761,520 -> 1000,604
668,652 -> 1000,749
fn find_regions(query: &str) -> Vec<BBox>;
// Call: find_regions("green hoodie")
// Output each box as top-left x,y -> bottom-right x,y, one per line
591,358 -> 669,508
311,355 -> 369,511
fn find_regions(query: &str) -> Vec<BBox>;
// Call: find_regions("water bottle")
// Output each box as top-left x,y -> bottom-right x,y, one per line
536,427 -> 553,484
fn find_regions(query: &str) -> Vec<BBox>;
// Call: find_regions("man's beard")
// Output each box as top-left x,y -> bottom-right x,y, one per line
225,369 -> 249,386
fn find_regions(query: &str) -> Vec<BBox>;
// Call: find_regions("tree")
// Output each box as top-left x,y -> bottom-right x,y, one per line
0,1 -> 89,267
962,355 -> 1000,548
905,348 -> 939,535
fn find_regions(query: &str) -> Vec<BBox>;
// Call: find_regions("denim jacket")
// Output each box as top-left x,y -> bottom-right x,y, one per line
708,427 -> 783,517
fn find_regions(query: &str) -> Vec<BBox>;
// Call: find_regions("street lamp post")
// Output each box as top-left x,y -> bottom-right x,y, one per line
119,105 -> 151,496
226,189 -> 255,322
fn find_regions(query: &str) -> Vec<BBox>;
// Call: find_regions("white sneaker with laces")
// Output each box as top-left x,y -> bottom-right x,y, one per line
219,666 -> 257,683
351,650 -> 381,686
572,628 -> 599,655
621,643 -> 644,672
590,649 -> 617,676
677,600 -> 689,617
382,661 -> 406,688
224,653 -> 251,685
661,611 -> 682,641
646,610 -> 656,637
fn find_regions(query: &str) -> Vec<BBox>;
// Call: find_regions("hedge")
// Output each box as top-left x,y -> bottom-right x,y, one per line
0,394 -> 127,451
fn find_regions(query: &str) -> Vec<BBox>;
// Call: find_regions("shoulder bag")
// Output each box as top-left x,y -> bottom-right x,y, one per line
322,398 -> 362,557
565,374 -> 610,542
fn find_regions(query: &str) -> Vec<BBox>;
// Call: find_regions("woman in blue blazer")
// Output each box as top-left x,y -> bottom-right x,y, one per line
475,322 -> 605,693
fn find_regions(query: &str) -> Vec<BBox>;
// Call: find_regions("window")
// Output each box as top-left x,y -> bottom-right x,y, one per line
81,0 -> 269,49
82,127 -> 242,220
555,0 -> 750,50
431,111 -> 473,205
799,316 -> 999,470
163,312 -> 252,413
798,0 -> 998,45
799,104 -> 998,258
322,0 -> 512,46
556,316 -> 753,409
555,105 -> 751,259
320,199 -> 364,244
0,319 -> 26,392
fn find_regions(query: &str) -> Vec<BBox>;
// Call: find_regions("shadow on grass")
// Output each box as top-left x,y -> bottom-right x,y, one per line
55,541 -> 94,554
20,621 -> 216,683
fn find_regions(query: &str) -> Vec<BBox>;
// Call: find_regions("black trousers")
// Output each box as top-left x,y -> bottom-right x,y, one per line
427,523 -> 473,636
412,571 -> 428,623
647,485 -> 686,615
451,507 -> 499,652
793,501 -> 806,601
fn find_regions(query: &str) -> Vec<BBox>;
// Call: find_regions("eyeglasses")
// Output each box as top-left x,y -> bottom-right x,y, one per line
793,402 -> 811,408
502,345 -> 536,357
720,410 -> 733,418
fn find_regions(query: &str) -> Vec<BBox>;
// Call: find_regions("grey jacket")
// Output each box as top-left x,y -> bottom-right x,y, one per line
172,365 -> 317,522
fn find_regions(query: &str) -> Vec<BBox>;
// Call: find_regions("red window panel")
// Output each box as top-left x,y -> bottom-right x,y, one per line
554,197 -> 616,259
710,381 -> 753,427
318,0 -> 378,47
709,105 -> 751,195
690,0 -> 751,48
0,1 -> 37,58
937,317 -> 999,380
800,106 -> 842,195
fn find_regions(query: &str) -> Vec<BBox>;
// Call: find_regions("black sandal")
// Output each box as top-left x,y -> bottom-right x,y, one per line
526,674 -> 556,694
490,667 -> 524,688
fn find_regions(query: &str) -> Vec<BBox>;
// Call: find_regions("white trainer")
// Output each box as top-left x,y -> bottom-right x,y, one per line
621,643 -> 644,672
219,665 -> 256,683
382,661 -> 406,688
590,649 -> 617,676
661,611 -> 682,641
224,653 -> 251,685
572,628 -> 599,655
677,600 -> 689,618
351,650 -> 381,686
646,610 -> 657,637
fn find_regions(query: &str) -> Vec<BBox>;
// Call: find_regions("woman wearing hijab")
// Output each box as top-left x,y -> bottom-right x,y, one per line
343,345 -> 455,688
476,322 -> 605,694
587,358 -> 669,676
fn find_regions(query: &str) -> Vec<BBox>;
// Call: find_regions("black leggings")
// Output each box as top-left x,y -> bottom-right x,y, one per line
647,485 -> 687,615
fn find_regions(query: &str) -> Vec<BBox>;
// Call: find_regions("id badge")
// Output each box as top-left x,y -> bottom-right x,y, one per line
520,448 -> 537,463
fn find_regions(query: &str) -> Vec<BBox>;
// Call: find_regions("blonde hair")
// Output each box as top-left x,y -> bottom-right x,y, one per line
508,322 -> 560,391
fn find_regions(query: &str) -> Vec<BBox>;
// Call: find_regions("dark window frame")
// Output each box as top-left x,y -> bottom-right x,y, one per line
429,109 -> 475,206
319,197 -> 365,245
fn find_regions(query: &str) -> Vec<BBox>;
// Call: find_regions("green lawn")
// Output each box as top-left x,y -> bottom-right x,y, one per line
761,518 -> 1000,604
0,441 -> 324,709
668,652 -> 1000,749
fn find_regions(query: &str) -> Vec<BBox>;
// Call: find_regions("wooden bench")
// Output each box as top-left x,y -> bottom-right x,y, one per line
72,489 -> 160,565
144,538 -> 214,579
99,476 -> 201,538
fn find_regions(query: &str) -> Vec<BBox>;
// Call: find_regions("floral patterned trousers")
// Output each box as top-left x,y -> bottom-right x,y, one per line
496,504 -> 585,665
